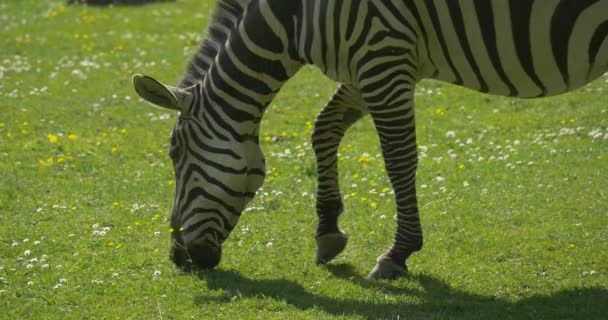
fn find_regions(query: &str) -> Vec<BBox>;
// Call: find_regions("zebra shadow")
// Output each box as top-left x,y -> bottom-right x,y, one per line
196,264 -> 607,319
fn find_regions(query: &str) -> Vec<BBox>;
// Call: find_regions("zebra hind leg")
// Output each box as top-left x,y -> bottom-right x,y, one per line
312,85 -> 367,265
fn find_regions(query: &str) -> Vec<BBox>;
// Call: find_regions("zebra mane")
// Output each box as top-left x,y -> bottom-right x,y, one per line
178,0 -> 250,88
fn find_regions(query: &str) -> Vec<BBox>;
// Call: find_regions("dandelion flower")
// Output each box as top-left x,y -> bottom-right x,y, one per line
47,134 -> 59,144
68,133 -> 78,141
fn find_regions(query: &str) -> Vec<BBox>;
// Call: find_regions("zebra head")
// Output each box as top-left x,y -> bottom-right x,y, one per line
132,74 -> 266,270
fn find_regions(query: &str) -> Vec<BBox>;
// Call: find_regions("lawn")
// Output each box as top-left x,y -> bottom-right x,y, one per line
0,1 -> 607,319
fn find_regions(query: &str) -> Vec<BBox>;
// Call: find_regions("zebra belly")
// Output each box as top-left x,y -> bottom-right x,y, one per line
419,0 -> 608,98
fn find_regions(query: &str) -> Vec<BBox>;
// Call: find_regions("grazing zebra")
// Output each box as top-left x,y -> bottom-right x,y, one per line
133,0 -> 608,279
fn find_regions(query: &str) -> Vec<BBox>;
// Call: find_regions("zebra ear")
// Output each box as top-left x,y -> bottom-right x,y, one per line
132,74 -> 191,111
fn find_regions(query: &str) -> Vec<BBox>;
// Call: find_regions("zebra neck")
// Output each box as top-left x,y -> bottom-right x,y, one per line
194,0 -> 303,141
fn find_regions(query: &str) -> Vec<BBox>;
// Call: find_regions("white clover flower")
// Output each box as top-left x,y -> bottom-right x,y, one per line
435,176 -> 446,183
153,270 -> 162,279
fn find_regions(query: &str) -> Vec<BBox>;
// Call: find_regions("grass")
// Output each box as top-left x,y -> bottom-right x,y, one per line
0,0 -> 607,319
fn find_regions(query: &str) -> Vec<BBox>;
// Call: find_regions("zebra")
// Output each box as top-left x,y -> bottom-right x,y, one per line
132,0 -> 608,279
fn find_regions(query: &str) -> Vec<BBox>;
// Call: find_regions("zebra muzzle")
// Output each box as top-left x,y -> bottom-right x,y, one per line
171,243 -> 222,271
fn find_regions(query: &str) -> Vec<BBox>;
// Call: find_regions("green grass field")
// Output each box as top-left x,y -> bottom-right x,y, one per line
1,1 -> 607,319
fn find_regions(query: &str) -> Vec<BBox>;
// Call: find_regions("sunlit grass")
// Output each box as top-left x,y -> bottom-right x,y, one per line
1,1 -> 607,319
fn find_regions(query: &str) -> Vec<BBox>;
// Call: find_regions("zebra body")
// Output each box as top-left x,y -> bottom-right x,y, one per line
133,0 -> 608,278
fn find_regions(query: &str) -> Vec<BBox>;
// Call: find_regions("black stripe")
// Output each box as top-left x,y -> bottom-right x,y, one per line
552,0 -> 598,87
589,21 -> 608,66
303,0 -> 315,63
187,125 -> 242,159
446,1 -> 488,93
227,26 -> 289,84
184,187 -> 240,216
509,1 -> 547,96
474,0 -> 518,96
426,0 -> 463,85
187,145 -> 250,175
216,40 -> 275,96
206,70 -> 259,122
201,110 -> 229,142
345,0 -> 361,40
405,1 -> 434,77
333,0 -> 343,73
181,209 -> 233,234
202,87 -> 253,142
318,0 -> 329,73
243,2 -> 284,54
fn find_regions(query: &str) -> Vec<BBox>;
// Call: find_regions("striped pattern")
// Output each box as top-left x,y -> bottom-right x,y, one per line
145,0 -> 608,274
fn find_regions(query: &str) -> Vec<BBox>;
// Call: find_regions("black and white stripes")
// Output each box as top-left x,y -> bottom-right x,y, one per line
134,0 -> 608,277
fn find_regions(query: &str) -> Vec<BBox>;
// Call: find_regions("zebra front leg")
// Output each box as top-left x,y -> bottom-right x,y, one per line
312,85 -> 367,264
362,80 -> 422,279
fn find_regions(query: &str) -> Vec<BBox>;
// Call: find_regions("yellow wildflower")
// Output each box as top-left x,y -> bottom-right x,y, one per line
68,133 -> 78,141
48,134 -> 59,144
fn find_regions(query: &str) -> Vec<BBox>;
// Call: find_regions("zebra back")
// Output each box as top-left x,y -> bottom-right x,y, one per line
178,0 -> 250,88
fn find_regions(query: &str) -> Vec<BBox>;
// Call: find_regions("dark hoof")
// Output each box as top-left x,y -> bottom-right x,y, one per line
316,232 -> 348,264
367,259 -> 408,279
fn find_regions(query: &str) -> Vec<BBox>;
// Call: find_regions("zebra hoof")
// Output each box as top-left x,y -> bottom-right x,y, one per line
315,232 -> 348,264
367,259 -> 408,280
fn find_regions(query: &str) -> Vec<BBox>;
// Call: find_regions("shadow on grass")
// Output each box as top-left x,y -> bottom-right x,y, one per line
195,264 -> 607,319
